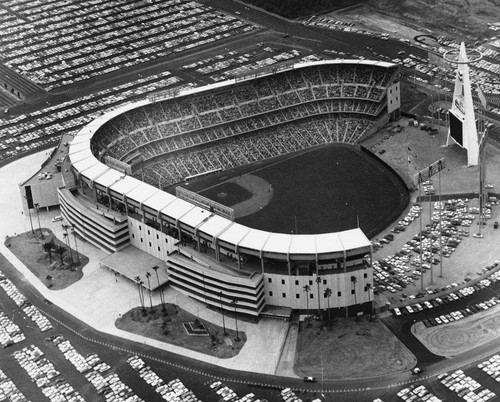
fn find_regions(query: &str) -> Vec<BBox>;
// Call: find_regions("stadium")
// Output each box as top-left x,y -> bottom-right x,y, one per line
59,60 -> 404,318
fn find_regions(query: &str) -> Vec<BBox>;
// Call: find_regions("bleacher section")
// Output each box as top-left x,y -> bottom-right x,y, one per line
91,62 -> 397,189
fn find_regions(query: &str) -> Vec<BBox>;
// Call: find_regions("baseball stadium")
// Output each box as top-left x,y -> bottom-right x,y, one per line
59,60 -> 406,318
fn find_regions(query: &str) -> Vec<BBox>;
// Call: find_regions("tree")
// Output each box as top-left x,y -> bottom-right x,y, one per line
42,240 -> 54,263
145,272 -> 154,313
351,275 -> 358,306
303,284 -> 311,317
62,225 -> 73,265
134,276 -> 146,313
231,299 -> 240,342
55,245 -> 65,265
152,265 -> 165,313
324,288 -> 332,323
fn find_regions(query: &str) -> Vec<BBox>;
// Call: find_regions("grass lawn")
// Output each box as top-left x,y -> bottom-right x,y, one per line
294,316 -> 415,379
4,229 -> 88,290
181,144 -> 409,237
115,304 -> 246,359
236,144 -> 408,237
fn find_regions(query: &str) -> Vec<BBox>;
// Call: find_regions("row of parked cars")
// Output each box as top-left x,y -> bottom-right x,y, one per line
392,267 -> 500,318
128,355 -> 200,402
421,295 -> 500,327
49,335 -> 110,374
0,367 -> 29,401
209,380 -> 260,402
0,310 -> 25,348
13,344 -> 85,402
438,369 -> 496,401
478,354 -> 500,383
281,388 -> 305,402
0,274 -> 53,332
397,384 -> 441,402
86,371 -> 143,402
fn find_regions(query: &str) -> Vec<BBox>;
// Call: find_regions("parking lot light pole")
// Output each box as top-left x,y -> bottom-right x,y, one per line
418,174 -> 424,291
428,167 -> 434,285
438,161 -> 443,278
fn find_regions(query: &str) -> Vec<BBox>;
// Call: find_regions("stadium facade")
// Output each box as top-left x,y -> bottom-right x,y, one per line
56,60 -> 401,318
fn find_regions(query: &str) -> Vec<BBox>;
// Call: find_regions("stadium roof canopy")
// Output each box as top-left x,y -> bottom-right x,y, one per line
99,245 -> 168,289
125,183 -> 159,205
143,191 -> 177,211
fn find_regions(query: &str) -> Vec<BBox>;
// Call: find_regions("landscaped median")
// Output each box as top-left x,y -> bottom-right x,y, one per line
115,304 -> 246,359
4,229 -> 88,290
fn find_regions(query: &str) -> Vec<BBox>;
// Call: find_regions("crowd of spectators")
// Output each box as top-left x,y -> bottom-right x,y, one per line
0,0 -> 257,90
93,63 -> 395,165
90,63 -> 397,187
136,116 -> 373,189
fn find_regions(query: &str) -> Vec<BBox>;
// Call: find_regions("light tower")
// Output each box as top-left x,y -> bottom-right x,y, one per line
444,42 -> 482,166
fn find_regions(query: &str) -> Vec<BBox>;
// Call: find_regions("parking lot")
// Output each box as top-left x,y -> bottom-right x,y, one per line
0,258 -> 298,402
372,197 -> 499,301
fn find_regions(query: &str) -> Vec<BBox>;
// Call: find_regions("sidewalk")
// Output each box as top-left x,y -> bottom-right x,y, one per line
0,150 -> 292,375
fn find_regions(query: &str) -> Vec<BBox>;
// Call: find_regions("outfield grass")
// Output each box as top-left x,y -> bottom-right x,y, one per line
187,144 -> 409,237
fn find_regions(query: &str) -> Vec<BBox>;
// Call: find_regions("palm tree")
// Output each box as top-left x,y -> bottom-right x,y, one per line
324,288 -> 332,323
351,275 -> 358,307
134,276 -> 146,313
152,265 -> 165,313
231,299 -> 240,342
71,225 -> 80,265
145,272 -> 154,313
42,241 -> 54,263
219,292 -> 227,335
303,284 -> 311,317
315,276 -> 322,318
62,226 -> 73,265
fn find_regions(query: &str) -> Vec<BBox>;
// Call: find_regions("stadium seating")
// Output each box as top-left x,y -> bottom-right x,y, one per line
91,63 -> 397,188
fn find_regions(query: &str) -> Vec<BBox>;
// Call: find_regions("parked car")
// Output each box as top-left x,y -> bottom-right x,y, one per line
303,376 -> 317,383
